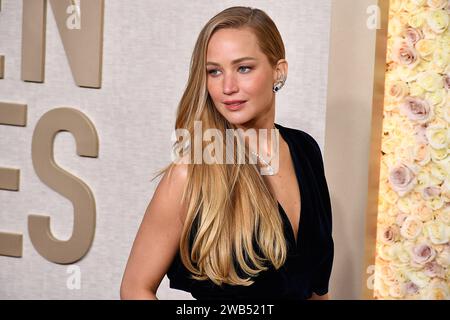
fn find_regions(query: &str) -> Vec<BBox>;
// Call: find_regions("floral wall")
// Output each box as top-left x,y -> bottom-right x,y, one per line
374,0 -> 449,299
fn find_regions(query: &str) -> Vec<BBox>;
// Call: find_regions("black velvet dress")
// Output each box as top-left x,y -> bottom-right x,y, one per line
166,123 -> 334,300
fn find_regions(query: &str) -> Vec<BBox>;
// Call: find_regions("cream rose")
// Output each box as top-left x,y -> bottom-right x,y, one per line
408,12 -> 426,28
426,89 -> 446,107
389,17 -> 405,37
424,220 -> 449,244
430,162 -> 447,182
415,39 -> 436,58
425,124 -> 448,149
400,96 -> 433,123
409,81 -> 426,97
417,202 -> 435,220
416,71 -> 444,92
427,0 -> 448,9
423,279 -> 449,299
432,48 -> 449,71
389,282 -> 406,298
414,143 -> 431,165
426,9 -> 449,34
430,147 -> 448,162
400,216 -> 424,239
436,244 -> 450,266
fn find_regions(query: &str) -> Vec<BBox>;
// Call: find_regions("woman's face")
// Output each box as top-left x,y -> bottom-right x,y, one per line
206,27 -> 282,128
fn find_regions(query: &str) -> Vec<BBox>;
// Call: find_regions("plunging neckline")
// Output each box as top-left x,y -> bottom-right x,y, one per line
274,123 -> 304,249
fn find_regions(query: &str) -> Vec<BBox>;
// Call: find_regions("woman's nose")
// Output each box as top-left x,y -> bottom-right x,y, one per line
222,74 -> 238,94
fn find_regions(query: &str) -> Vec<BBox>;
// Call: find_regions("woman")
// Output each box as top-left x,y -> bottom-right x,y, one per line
120,6 -> 333,300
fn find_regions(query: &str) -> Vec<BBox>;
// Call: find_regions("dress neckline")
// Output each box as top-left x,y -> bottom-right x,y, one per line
274,123 -> 304,250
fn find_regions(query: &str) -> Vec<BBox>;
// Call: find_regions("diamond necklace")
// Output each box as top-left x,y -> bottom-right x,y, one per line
250,126 -> 279,176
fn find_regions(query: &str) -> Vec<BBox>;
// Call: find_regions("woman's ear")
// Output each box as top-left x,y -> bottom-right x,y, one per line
274,59 -> 288,81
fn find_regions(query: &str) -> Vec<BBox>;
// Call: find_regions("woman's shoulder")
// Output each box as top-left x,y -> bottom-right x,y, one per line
275,123 -> 323,160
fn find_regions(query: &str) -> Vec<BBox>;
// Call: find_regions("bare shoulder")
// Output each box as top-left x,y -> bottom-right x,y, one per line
120,161 -> 190,298
152,162 -> 190,224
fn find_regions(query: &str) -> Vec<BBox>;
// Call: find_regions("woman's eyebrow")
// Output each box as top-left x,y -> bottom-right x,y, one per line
206,57 -> 257,66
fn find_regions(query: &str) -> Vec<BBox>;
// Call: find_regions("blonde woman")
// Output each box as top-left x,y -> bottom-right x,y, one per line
120,6 -> 333,300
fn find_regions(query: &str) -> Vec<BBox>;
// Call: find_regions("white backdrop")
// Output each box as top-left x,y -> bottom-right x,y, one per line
0,0 -> 332,299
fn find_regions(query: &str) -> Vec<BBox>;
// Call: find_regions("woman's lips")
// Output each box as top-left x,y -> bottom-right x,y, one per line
223,101 -> 246,110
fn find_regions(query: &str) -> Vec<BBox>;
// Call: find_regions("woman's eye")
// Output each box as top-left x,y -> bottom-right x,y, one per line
208,69 -> 219,76
238,66 -> 252,73
207,66 -> 252,76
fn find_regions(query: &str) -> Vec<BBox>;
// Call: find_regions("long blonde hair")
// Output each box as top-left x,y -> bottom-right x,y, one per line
154,6 -> 287,286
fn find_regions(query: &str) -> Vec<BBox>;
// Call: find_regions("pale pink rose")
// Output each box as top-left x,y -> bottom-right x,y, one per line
389,163 -> 417,196
424,261 -> 445,278
392,39 -> 419,67
411,243 -> 436,265
404,281 -> 419,295
444,74 -> 450,90
387,81 -> 409,101
400,97 -> 432,124
405,27 -> 423,45
422,186 -> 441,199
380,225 -> 400,244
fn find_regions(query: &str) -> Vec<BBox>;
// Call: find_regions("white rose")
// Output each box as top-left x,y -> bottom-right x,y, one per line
426,9 -> 449,34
